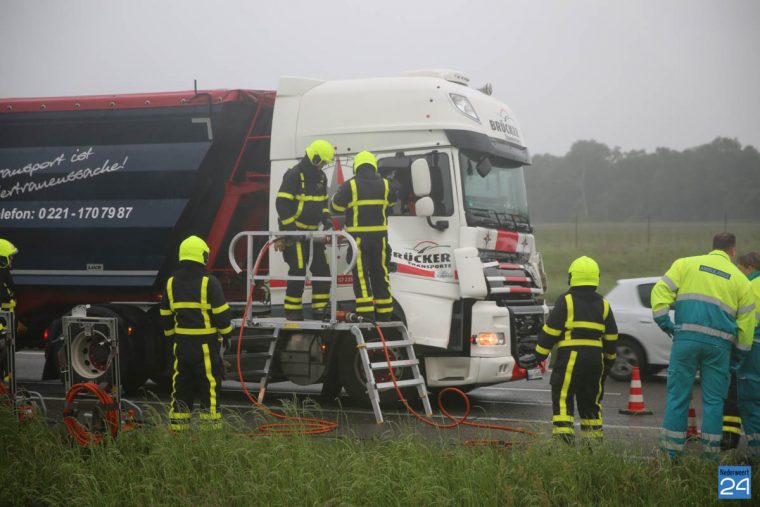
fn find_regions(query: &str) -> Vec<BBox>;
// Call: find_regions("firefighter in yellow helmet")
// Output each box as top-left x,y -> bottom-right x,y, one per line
276,139 -> 335,320
0,239 -> 19,333
1,239 -> 19,384
331,151 -> 397,321
160,236 -> 232,431
529,256 -> 618,442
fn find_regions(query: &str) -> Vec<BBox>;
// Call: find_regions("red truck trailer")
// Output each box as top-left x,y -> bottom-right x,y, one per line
1,89 -> 275,391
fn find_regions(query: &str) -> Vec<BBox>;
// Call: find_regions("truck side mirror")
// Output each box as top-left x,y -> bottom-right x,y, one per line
411,159 -> 431,197
414,196 -> 434,217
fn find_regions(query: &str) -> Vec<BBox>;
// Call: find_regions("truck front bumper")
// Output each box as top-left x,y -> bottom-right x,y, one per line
423,355 -> 523,387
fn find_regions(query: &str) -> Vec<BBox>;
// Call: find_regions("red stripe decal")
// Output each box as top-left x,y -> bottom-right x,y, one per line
396,264 -> 436,278
494,231 -> 519,252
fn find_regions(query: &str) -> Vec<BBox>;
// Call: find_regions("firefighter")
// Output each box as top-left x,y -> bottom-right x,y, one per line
160,236 -> 232,431
276,139 -> 335,321
0,239 -> 18,329
652,232 -> 754,460
736,251 -> 760,461
529,256 -> 618,442
1,239 -> 18,383
331,151 -> 396,322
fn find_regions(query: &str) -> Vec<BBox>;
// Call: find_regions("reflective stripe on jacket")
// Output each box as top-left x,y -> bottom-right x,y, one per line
276,158 -> 329,231
160,263 -> 232,338
330,166 -> 396,234
651,250 -> 755,351
535,286 -> 619,361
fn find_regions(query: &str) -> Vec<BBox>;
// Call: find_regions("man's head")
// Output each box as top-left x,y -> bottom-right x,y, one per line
305,139 -> 335,168
352,151 -> 377,173
0,239 -> 18,269
713,232 -> 737,259
179,235 -> 210,266
568,255 -> 600,287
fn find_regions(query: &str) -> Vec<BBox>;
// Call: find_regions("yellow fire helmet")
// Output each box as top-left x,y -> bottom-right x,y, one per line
179,235 -> 210,265
0,239 -> 18,269
568,255 -> 600,287
352,150 -> 378,172
305,139 -> 335,166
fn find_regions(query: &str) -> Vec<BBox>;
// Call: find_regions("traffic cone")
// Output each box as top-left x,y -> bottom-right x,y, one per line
686,397 -> 700,440
619,367 -> 653,415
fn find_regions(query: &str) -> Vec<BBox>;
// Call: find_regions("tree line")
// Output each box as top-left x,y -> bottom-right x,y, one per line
525,137 -> 760,223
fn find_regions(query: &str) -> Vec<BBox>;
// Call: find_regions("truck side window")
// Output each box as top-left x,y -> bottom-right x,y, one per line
380,153 -> 453,217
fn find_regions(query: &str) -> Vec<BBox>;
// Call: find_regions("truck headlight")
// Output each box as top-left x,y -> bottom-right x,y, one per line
449,93 -> 480,123
472,332 -> 505,346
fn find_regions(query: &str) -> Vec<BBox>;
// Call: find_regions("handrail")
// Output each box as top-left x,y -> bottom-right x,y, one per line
228,230 -> 358,322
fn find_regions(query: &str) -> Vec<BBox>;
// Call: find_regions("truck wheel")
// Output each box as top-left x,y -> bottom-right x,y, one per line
609,337 -> 647,382
337,328 -> 412,407
108,305 -> 151,393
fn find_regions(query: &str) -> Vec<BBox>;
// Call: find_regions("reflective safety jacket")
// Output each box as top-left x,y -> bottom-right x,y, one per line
330,166 -> 397,235
534,286 -> 618,361
0,270 -> 16,332
160,262 -> 233,338
745,271 -> 760,343
651,250 -> 755,352
276,158 -> 330,231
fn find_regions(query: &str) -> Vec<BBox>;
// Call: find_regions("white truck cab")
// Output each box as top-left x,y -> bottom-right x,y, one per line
268,69 -> 547,389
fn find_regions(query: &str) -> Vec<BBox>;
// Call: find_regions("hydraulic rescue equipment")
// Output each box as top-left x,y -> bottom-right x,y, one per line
60,308 -> 142,445
0,310 -> 46,422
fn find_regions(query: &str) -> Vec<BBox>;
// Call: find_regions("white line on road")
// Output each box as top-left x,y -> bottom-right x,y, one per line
479,385 -> 621,396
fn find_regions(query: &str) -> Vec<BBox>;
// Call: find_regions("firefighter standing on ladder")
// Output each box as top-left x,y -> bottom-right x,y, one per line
160,236 -> 232,431
331,151 -> 396,322
529,256 -> 618,442
276,139 -> 335,321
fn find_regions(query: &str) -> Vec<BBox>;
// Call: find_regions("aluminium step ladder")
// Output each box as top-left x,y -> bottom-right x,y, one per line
234,329 -> 279,403
351,322 -> 433,424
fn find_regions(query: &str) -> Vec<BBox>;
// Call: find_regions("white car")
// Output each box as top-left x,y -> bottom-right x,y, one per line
605,277 -> 674,381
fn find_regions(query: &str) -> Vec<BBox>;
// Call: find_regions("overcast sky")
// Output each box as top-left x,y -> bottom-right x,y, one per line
2,0 -> 758,156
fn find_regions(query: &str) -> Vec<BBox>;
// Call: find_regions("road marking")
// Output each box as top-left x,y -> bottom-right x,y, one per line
479,386 -> 621,396
16,351 -> 44,355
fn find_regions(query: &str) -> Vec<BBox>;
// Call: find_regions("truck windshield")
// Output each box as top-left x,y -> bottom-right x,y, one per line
459,150 -> 531,232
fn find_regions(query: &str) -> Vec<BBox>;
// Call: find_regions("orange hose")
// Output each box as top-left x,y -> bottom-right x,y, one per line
374,324 -> 536,448
0,380 -> 12,408
235,239 -> 337,436
63,382 -> 120,446
237,236 -> 535,447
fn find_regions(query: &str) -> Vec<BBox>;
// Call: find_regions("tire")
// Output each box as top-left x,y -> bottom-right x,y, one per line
108,305 -> 151,393
337,327 -> 413,407
609,336 -> 647,382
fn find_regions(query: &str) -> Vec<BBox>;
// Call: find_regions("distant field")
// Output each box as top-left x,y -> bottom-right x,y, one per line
534,222 -> 760,301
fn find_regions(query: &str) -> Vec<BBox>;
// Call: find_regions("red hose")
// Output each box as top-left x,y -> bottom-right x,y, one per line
235,239 -> 337,436
374,325 -> 536,448
63,382 -> 120,446
237,236 -> 535,447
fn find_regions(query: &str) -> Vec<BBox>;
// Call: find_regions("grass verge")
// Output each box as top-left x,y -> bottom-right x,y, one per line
1,406 -> 755,507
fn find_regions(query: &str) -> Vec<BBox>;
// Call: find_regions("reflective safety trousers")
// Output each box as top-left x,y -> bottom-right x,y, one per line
737,272 -> 760,456
169,335 -> 223,431
661,338 -> 730,458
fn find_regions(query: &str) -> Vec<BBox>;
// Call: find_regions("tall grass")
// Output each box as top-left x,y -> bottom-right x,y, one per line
535,222 -> 760,301
1,407 -> 754,506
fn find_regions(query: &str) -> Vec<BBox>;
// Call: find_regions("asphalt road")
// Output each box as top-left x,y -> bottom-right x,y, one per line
9,349 -> 690,452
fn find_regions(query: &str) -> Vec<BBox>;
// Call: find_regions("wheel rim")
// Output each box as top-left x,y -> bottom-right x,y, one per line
353,347 -> 403,385
612,344 -> 639,378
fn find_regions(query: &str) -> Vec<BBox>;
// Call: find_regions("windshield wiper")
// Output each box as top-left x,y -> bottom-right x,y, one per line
465,206 -> 499,228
